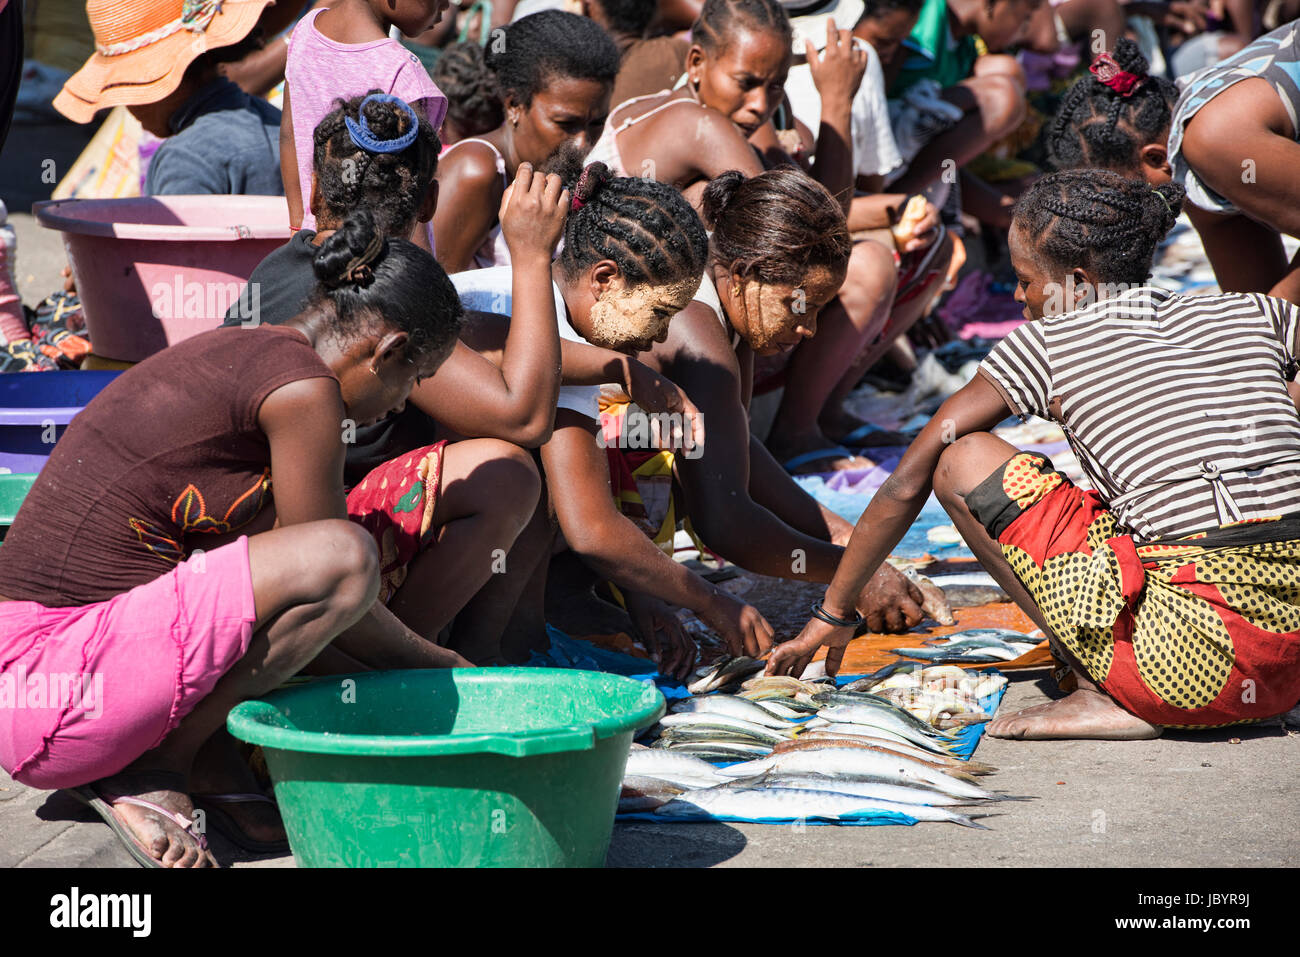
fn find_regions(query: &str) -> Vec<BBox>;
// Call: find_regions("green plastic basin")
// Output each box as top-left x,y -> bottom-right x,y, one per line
226,668 -> 664,867
0,473 -> 37,542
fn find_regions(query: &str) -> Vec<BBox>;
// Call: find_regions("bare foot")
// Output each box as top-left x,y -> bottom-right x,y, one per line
986,688 -> 1162,741
93,770 -> 218,868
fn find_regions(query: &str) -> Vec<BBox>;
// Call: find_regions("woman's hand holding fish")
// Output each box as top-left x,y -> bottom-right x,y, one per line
856,563 -> 926,633
624,589 -> 698,681
498,162 -> 570,262
700,590 -> 775,659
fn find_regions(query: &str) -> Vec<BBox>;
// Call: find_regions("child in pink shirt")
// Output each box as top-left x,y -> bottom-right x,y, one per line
282,0 -> 449,247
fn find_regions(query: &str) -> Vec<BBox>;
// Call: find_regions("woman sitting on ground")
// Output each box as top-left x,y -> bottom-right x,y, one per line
617,167 -> 936,642
434,10 -> 621,272
0,213 -> 470,868
770,170 -> 1300,740
453,163 -> 775,676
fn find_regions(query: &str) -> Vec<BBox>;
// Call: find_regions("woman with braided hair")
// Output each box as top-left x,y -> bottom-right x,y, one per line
0,209 -> 475,867
771,169 -> 1300,741
454,162 -> 776,676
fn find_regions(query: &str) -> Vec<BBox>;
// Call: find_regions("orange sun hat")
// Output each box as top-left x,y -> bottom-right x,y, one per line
54,0 -> 273,124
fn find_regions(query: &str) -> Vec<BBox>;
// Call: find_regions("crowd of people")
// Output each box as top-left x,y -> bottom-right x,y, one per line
0,0 -> 1298,867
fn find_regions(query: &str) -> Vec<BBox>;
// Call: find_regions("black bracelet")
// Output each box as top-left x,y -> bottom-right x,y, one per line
811,599 -> 864,629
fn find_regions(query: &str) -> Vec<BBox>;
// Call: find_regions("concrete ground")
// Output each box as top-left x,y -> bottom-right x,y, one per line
2,162 -> 1296,870
2,666 -> 1294,868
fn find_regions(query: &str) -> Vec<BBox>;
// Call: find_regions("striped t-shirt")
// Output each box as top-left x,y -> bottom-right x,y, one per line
979,287 -> 1300,541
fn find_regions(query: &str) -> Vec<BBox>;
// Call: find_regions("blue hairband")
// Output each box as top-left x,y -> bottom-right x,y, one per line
344,94 -> 420,154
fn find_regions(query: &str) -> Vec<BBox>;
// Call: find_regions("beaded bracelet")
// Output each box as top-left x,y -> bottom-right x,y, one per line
810,599 -> 864,629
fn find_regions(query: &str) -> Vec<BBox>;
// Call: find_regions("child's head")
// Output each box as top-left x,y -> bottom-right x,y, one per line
687,0 -> 793,136
957,0 -> 1040,52
1047,38 -> 1179,185
487,11 -> 621,178
432,42 -> 505,144
308,209 -> 463,425
375,0 -> 453,39
559,162 -> 710,354
852,0 -> 924,64
311,92 -> 441,238
586,0 -> 657,37
1009,170 -> 1183,321
702,167 -> 851,355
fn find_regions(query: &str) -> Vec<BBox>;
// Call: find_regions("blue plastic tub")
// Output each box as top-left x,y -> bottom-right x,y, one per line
0,371 -> 120,472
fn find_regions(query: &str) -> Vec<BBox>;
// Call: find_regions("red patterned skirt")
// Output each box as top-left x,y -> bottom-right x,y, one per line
965,452 -> 1300,728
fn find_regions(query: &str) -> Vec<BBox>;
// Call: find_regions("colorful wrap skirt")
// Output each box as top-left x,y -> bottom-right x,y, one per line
345,441 -> 447,604
965,452 -> 1300,728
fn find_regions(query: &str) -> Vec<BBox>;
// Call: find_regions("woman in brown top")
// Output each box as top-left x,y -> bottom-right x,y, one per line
0,186 -> 564,867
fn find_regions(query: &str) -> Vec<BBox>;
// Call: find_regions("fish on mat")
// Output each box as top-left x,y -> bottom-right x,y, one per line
670,694 -> 804,730
653,787 -> 988,828
716,748 -> 995,800
623,749 -> 728,790
724,771 -> 986,808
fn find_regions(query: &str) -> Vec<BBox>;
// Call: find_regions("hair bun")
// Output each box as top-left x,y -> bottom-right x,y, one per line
700,170 -> 746,229
1149,182 -> 1184,235
1111,37 -> 1150,79
572,162 -> 612,210
313,210 -> 383,289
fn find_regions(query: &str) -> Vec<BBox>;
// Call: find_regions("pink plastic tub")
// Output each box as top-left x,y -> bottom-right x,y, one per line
33,196 -> 291,362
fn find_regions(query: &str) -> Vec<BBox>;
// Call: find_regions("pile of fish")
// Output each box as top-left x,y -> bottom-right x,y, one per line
889,628 -> 1042,664
620,659 -> 1011,827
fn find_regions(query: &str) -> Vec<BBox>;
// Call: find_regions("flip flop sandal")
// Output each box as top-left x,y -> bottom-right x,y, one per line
192,792 -> 290,855
69,785 -> 213,869
781,446 -> 860,474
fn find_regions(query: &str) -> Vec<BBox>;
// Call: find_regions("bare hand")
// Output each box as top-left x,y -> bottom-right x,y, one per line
766,616 -> 853,677
806,20 -> 869,108
899,199 -> 940,253
499,162 -> 569,261
621,358 -> 707,454
855,562 -> 925,633
700,590 -> 775,658
624,590 -> 698,681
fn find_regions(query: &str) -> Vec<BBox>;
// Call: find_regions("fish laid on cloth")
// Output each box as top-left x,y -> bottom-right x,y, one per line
716,748 -> 995,800
770,733 -> 997,774
654,787 -> 988,828
657,712 -> 797,744
623,749 -> 728,790
669,694 -> 805,730
724,771 -> 984,808
619,776 -> 685,812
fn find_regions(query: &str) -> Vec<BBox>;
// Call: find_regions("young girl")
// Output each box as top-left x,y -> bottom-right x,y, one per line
280,0 -> 450,241
589,0 -> 949,472
1046,38 -> 1179,187
433,11 -> 621,272
0,214 -> 469,868
616,167 -> 934,633
1167,20 -> 1300,302
454,163 -> 775,675
771,170 -> 1300,739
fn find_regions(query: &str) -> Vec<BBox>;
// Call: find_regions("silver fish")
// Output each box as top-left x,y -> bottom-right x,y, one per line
650,739 -> 773,760
623,749 -> 727,789
619,775 -> 685,812
670,694 -> 803,730
717,748 -> 994,800
725,772 -> 983,807
656,718 -> 791,747
817,703 -> 956,747
655,787 -> 988,827
688,656 -> 767,694
818,722 -> 958,756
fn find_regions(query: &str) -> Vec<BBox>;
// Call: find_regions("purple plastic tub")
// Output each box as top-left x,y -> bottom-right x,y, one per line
32,195 -> 290,362
0,371 -> 121,472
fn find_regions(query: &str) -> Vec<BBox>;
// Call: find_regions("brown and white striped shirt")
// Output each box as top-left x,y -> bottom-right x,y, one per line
979,287 -> 1300,541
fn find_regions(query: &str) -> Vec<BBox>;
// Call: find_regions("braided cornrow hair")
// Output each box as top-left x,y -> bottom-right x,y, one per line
1047,38 -> 1179,173
1013,170 -> 1184,286
702,167 -> 851,287
693,0 -> 792,54
312,91 -> 440,237
559,162 -> 709,288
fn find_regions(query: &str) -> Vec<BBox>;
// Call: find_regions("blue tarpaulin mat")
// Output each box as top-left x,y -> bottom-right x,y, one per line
528,627 -> 1007,826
